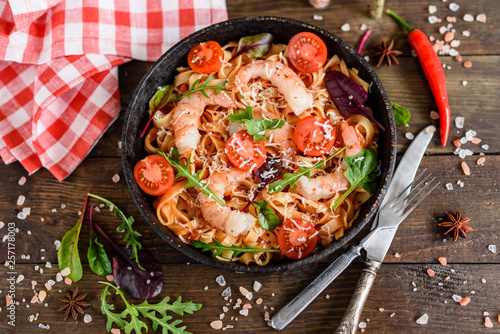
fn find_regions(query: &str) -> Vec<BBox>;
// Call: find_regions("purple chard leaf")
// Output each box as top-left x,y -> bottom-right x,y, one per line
242,155 -> 283,211
229,33 -> 273,62
94,222 -> 163,300
324,71 -> 385,131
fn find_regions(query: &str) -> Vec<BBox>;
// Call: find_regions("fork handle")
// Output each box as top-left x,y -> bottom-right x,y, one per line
271,245 -> 362,331
334,259 -> 381,334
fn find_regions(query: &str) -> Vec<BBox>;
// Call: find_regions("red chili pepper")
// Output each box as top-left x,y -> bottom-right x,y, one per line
387,9 -> 450,147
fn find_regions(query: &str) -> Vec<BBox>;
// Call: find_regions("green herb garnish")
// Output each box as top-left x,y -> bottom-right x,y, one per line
268,146 -> 347,193
173,76 -> 230,102
391,102 -> 411,126
253,200 -> 280,230
228,106 -> 285,141
192,238 -> 280,258
87,193 -> 144,270
158,148 -> 225,207
100,282 -> 202,334
331,148 -> 378,211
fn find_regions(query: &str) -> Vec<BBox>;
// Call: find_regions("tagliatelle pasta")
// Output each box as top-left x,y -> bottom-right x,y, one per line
143,35 -> 379,265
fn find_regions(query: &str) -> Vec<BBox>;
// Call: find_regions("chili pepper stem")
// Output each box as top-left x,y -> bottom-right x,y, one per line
386,9 -> 414,33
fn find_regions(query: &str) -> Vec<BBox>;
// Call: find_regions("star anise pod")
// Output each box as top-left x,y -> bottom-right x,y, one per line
439,210 -> 474,241
57,286 -> 91,321
372,39 -> 403,67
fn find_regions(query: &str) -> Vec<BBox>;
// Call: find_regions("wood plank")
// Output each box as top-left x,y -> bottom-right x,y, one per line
1,155 -> 498,266
1,263 -> 499,333
227,0 -> 500,56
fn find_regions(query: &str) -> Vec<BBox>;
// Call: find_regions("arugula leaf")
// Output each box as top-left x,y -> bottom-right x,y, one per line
87,193 -> 144,271
88,206 -> 112,277
253,200 -> 280,230
100,282 -> 201,334
173,76 -> 230,102
192,238 -> 280,258
228,106 -> 285,142
158,149 -> 225,207
331,148 -> 378,211
268,146 -> 347,193
391,102 -> 411,126
58,196 -> 88,282
230,33 -> 274,61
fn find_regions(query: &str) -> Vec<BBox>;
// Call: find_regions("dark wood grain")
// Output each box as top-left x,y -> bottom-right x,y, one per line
1,0 -> 500,333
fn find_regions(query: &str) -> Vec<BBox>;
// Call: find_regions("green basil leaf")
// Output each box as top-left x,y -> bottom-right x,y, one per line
252,200 -> 280,230
228,106 -> 253,123
57,215 -> 84,283
391,102 -> 411,126
88,232 -> 112,277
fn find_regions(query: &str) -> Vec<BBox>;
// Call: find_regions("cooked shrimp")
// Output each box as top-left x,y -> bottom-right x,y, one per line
294,170 -> 349,201
199,169 -> 256,237
172,90 -> 234,154
339,122 -> 365,157
234,60 -> 313,116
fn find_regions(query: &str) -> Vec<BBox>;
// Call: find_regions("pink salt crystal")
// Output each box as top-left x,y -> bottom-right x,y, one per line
6,295 -> 13,306
461,162 -> 471,176
30,295 -> 38,304
453,139 -> 462,148
60,267 -> 71,276
460,297 -> 471,306
444,32 -> 455,42
239,286 -> 249,297
106,275 -> 114,282
455,54 -> 462,62
471,137 -> 481,144
463,61 -> 472,68
31,281 -> 37,289
430,111 -> 440,120
438,257 -> 448,265
256,298 -> 263,305
110,329 -> 121,334
39,290 -> 47,302
476,157 -> 485,165
64,278 -> 72,285
210,320 -> 223,330
379,308 -> 385,312
242,303 -> 252,309
485,317 -> 493,328
445,276 -> 450,281
45,283 -> 52,290
264,311 -> 270,320
427,269 -> 435,277
446,16 -> 457,23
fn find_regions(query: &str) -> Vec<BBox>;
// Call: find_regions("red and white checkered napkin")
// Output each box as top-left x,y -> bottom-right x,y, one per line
0,0 -> 228,181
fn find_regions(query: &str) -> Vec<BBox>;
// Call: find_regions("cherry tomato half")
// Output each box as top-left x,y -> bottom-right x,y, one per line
278,218 -> 318,260
294,116 -> 336,156
187,41 -> 223,74
225,130 -> 267,171
287,32 -> 327,73
133,155 -> 174,196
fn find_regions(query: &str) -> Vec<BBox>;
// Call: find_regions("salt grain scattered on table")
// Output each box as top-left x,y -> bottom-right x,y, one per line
341,23 -> 350,31
359,321 -> 367,329
485,317 -> 493,328
60,267 -> 71,276
428,5 -> 437,14
210,320 -> 223,330
253,281 -> 262,292
405,132 -> 414,140
64,278 -> 72,285
112,174 -> 120,183
428,16 -> 438,24
84,314 -> 92,323
313,14 -> 323,21
221,287 -> 231,297
445,183 -> 453,190
461,162 -> 470,175
462,30 -> 470,37
39,290 -> 47,302
449,3 -> 459,11
360,23 -> 367,31
430,111 -> 440,120
416,313 -> 429,325
216,275 -> 226,287
427,269 -> 435,277
452,294 -> 462,302
395,253 -> 400,258
463,61 -> 472,68
18,176 -> 27,186
488,245 -> 497,254
463,14 -> 474,22
476,157 -> 485,165
455,116 -> 465,129
476,14 -> 486,23
110,329 -> 121,334
239,309 -> 249,316
438,257 -> 447,265
17,195 -> 26,206
460,297 -> 471,306
256,298 -> 263,305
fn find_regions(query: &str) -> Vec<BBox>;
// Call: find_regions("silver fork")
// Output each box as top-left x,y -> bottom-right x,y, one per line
271,170 -> 440,331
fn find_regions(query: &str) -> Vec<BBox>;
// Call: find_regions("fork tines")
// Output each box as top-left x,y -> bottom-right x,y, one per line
389,169 -> 440,219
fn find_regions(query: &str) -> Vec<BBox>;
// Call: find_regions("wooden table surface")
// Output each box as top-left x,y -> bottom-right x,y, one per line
1,0 -> 499,333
